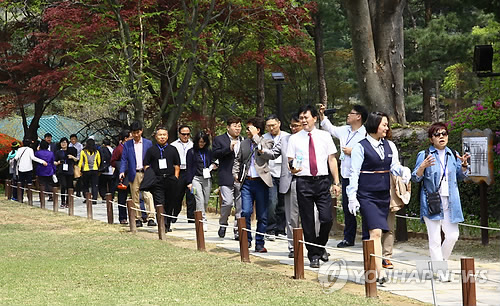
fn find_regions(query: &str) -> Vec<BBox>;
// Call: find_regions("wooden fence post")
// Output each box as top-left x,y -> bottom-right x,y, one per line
156,205 -> 166,240
17,182 -> 22,203
461,257 -> 477,306
40,189 -> 45,209
52,187 -> 59,213
86,193 -> 92,219
27,184 -> 33,206
363,240 -> 377,298
293,228 -> 304,280
127,199 -> 136,233
106,193 -> 113,224
194,211 -> 206,251
237,218 -> 250,262
68,188 -> 74,216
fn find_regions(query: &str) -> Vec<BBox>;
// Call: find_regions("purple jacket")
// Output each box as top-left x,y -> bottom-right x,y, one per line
35,150 -> 55,177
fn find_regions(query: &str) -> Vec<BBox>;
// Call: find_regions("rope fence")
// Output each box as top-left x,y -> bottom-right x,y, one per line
3,179 -> 500,304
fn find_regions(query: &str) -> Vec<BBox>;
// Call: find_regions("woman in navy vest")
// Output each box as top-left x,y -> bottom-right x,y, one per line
347,112 -> 411,285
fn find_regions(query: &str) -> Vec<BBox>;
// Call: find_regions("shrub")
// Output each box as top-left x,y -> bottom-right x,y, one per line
0,133 -> 21,177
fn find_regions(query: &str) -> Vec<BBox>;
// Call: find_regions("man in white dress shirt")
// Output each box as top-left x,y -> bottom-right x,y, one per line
171,125 -> 195,222
287,105 -> 341,268
319,104 -> 368,247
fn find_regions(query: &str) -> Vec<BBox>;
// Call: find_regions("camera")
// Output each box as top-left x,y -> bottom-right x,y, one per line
324,108 -> 336,116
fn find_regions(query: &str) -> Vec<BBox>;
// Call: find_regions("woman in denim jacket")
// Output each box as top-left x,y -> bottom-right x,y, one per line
411,122 -> 470,277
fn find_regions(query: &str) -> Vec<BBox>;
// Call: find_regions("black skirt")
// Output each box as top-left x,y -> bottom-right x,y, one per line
358,189 -> 390,232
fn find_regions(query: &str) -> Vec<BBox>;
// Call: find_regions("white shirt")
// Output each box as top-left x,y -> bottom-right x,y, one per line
286,128 -> 337,177
227,132 -> 241,157
437,148 -> 450,199
346,135 -> 404,198
171,139 -> 193,170
320,118 -> 366,178
263,130 -> 289,178
15,147 -> 45,172
134,138 -> 144,170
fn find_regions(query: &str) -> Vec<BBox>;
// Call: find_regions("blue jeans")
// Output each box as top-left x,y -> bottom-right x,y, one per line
241,178 -> 269,247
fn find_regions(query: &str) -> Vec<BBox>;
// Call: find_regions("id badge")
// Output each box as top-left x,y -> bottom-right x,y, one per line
339,151 -> 345,161
62,163 -> 69,171
159,159 -> 168,169
203,168 -> 211,179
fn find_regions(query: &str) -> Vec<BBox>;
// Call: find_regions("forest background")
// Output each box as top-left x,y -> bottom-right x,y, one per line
0,0 -> 499,227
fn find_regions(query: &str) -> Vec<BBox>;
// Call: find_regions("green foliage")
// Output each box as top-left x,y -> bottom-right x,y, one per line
446,104 -> 500,220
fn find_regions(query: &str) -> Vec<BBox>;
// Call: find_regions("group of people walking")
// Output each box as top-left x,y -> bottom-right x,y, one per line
6,104 -> 471,285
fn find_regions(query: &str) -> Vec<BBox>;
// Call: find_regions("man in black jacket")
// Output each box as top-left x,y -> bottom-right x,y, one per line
143,126 -> 180,232
212,116 -> 243,240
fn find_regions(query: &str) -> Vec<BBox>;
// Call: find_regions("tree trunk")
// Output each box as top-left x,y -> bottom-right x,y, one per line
256,41 -> 265,118
422,78 -> 432,122
421,0 -> 433,122
312,12 -> 328,107
343,0 -> 406,124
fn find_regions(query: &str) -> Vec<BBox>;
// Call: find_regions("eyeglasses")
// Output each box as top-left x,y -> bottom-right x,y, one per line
180,133 -> 190,136
348,112 -> 360,116
433,131 -> 448,137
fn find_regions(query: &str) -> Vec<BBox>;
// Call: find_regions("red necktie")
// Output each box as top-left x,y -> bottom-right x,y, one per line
308,132 -> 318,176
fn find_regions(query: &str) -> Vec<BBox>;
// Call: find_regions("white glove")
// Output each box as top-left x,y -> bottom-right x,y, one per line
401,166 -> 411,184
348,197 -> 360,216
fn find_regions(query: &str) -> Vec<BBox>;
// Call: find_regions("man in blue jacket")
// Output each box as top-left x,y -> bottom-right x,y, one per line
119,121 -> 156,227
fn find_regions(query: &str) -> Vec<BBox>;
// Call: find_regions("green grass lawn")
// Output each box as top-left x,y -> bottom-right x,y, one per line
0,200 -> 386,306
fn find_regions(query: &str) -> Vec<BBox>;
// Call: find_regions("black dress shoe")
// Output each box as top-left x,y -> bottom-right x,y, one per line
234,231 -> 240,241
320,250 -> 330,262
377,277 -> 387,285
218,226 -> 226,238
288,251 -> 294,258
147,220 -> 157,227
310,258 -> 320,268
255,245 -> 267,253
165,227 -> 172,233
248,241 -> 252,249
188,219 -> 195,224
337,240 -> 354,248
136,220 -> 143,227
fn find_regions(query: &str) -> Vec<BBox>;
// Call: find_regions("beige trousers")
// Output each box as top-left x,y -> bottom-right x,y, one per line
129,172 -> 155,221
382,211 -> 396,258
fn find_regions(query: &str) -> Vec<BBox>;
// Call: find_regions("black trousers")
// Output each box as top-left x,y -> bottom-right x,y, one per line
82,171 -> 99,202
38,176 -> 53,195
176,170 -> 195,219
18,171 -> 33,200
296,176 -> 333,261
111,176 -> 128,221
152,175 -> 178,227
98,174 -> 113,200
57,174 -> 74,204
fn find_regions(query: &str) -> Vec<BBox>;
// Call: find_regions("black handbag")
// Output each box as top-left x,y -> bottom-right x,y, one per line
424,171 -> 445,216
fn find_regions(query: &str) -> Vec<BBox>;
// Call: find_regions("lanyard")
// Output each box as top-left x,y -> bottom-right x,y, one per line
437,151 -> 448,180
345,130 -> 357,146
199,152 -> 206,168
157,144 -> 168,159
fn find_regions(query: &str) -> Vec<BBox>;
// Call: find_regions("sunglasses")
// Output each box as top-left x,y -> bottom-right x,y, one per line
433,131 -> 448,137
180,132 -> 190,136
